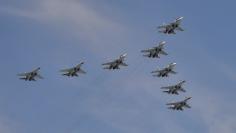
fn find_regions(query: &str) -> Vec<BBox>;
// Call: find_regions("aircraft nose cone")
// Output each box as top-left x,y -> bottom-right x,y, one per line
160,41 -> 166,44
172,63 -> 177,65
177,16 -> 184,20
121,53 -> 127,57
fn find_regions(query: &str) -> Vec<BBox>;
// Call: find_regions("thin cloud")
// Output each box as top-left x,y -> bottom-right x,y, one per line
0,0 -> 127,55
190,83 -> 236,133
0,116 -> 18,133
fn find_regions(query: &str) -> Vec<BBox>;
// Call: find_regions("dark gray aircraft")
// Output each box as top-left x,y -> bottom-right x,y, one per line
17,67 -> 43,81
166,97 -> 191,111
158,17 -> 184,34
141,41 -> 168,58
161,80 -> 186,95
151,63 -> 177,77
60,62 -> 86,77
102,53 -> 128,70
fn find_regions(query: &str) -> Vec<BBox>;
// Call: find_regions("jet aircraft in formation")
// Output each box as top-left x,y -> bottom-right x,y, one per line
17,67 -> 43,81
141,41 -> 168,58
151,63 -> 177,77
60,62 -> 86,77
158,17 -> 184,34
17,16 -> 192,111
102,53 -> 128,70
166,97 -> 191,111
161,80 -> 186,95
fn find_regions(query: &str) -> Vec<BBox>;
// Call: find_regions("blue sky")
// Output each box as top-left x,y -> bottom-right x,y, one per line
0,0 -> 236,133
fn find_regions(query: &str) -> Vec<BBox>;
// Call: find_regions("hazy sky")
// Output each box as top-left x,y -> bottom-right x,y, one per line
0,0 -> 235,133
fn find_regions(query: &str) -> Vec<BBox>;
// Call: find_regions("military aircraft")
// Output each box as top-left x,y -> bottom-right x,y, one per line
141,41 -> 168,58
166,97 -> 192,111
151,63 -> 177,77
17,67 -> 43,81
161,80 -> 186,95
102,53 -> 128,70
60,62 -> 86,77
158,17 -> 184,34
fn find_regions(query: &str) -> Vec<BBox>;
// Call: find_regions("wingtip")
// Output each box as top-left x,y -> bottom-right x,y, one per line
185,97 -> 192,100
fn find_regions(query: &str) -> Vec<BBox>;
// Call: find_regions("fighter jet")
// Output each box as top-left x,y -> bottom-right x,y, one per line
166,97 -> 192,111
102,53 -> 128,70
151,63 -> 177,77
161,80 -> 186,95
158,17 -> 184,34
60,62 -> 86,77
141,41 -> 168,58
17,67 -> 43,81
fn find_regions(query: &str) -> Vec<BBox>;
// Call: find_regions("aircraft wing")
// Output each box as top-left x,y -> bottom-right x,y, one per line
19,77 -> 27,80
161,86 -> 174,89
166,102 -> 178,106
102,61 -> 115,66
78,69 -> 86,74
179,81 -> 186,85
157,24 -> 168,29
169,71 -> 177,74
60,68 -> 73,72
159,69 -> 167,73
169,64 -> 176,69
36,74 -> 43,79
184,104 -> 191,108
17,72 -> 30,76
176,27 -> 184,31
168,106 -> 176,110
159,50 -> 168,55
151,70 -> 160,73
141,48 -> 155,53
151,69 -> 161,77
120,62 -> 128,66
32,67 -> 40,72
158,30 -> 166,33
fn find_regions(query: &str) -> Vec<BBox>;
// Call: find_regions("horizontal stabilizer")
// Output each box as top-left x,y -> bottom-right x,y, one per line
78,69 -> 86,74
